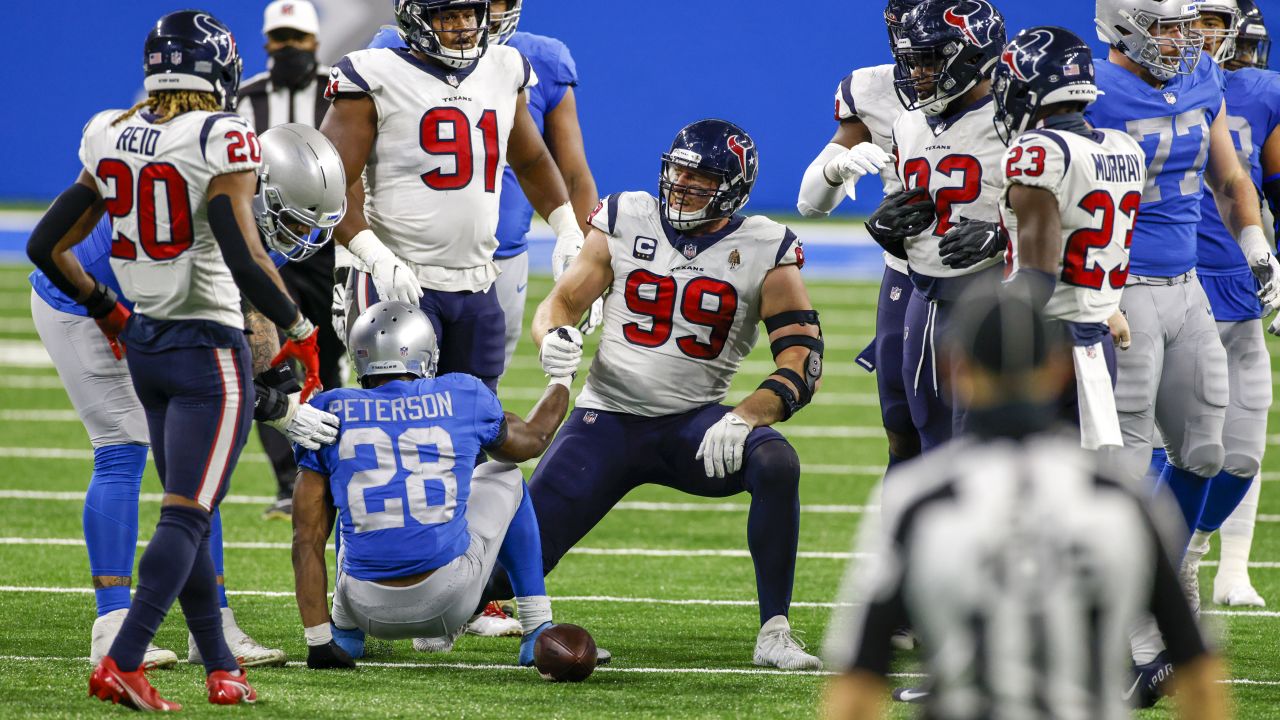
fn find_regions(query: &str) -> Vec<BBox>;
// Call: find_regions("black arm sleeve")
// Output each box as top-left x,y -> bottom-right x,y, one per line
26,183 -> 99,300
207,194 -> 299,329
1263,176 -> 1280,239
1146,520 -> 1210,666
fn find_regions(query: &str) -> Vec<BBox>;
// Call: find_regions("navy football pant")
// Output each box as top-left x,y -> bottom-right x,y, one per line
527,404 -> 801,625
902,288 -> 958,452
350,270 -> 506,391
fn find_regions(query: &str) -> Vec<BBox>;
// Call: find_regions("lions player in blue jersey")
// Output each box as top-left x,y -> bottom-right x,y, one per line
1089,0 -> 1279,699
291,301 -> 576,669
1167,0 -> 1280,612
28,124 -> 346,674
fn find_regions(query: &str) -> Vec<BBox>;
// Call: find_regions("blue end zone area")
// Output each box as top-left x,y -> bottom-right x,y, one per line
0,211 -> 887,280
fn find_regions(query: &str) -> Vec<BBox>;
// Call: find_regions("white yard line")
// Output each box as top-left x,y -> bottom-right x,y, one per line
0,375 -> 65,389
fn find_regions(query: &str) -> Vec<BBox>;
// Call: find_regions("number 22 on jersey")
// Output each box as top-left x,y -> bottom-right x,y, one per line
902,155 -> 983,235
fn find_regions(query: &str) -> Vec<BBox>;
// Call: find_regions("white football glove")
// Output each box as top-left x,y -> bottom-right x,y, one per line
823,142 -> 892,185
1252,254 -> 1280,315
548,202 -> 585,282
540,326 -> 584,377
580,297 -> 605,335
265,395 -> 340,451
695,413 -> 752,479
348,229 -> 422,306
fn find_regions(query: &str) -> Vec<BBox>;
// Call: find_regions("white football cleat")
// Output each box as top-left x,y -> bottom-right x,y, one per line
753,615 -> 823,670
90,608 -> 178,669
188,607 -> 287,668
412,625 -> 465,654
1178,536 -> 1208,615
465,602 -> 522,637
1213,580 -> 1266,608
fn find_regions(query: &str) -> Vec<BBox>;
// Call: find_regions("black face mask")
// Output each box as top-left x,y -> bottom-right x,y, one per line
966,399 -> 1059,441
269,46 -> 317,90
1040,111 -> 1091,138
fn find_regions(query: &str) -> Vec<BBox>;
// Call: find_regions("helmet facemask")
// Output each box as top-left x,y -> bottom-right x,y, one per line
253,176 -> 343,263
1100,4 -> 1203,82
895,38 -> 989,116
489,0 -> 522,44
659,158 -> 740,232
1197,4 -> 1242,64
396,1 -> 490,69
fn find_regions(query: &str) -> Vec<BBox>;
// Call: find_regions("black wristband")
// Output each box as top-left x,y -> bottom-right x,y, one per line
258,364 -> 302,394
82,280 -> 118,319
253,379 -> 292,422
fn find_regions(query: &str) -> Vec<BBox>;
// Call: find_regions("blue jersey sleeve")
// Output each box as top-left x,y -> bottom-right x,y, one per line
367,26 -> 405,50
294,391 -> 340,475
472,378 -> 505,448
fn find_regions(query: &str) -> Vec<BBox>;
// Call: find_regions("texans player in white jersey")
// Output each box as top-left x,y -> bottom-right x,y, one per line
481,120 -> 824,669
797,0 -> 921,478
26,11 -> 326,710
995,27 -> 1146,450
867,0 -> 1008,452
321,0 -> 585,392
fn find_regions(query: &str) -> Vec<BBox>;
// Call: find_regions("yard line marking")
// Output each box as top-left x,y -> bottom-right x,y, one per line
0,375 -> 66,389
0,585 -> 1277,617
0,342 -> 51,367
0,409 -> 79,422
497,386 -> 881,407
0,490 -> 873,513
0,317 -> 35,333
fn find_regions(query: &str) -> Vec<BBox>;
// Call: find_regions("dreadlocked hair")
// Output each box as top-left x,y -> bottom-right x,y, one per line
113,90 -> 221,126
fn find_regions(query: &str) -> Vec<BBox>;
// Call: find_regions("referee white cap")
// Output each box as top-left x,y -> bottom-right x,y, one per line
264,0 -> 320,36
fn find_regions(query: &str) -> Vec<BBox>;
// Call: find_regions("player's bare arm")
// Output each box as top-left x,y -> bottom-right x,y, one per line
542,87 -> 599,234
1006,184 -> 1062,277
319,96 -> 377,247
733,264 -> 822,428
821,670 -> 888,720
291,469 -> 336,631
244,306 -> 282,374
532,228 -> 614,344
487,383 -> 572,463
508,92 -> 573,220
798,117 -> 891,217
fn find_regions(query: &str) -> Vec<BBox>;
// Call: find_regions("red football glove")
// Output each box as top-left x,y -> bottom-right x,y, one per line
273,324 -> 322,402
93,302 -> 131,361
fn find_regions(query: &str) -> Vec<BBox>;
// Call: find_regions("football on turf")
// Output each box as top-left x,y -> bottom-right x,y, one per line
534,624 -> 597,682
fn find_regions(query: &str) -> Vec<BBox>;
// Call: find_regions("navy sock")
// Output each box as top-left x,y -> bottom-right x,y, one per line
743,441 -> 800,625
1197,471 -> 1254,532
84,444 -> 146,616
179,530 -> 238,673
496,483 -> 547,597
1156,463 -> 1211,555
209,507 -> 228,608
107,504 -> 208,672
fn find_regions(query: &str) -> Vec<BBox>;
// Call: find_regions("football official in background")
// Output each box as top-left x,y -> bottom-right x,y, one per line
820,294 -> 1229,720
238,0 -> 347,520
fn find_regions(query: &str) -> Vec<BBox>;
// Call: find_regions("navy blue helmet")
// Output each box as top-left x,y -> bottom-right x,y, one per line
1235,0 -> 1270,69
893,0 -> 1006,116
143,10 -> 243,111
992,27 -> 1099,145
884,0 -> 928,50
659,120 -> 759,231
395,0 -> 491,68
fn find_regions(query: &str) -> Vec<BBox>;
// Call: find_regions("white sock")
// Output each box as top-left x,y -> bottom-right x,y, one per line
1129,616 -> 1165,664
1216,475 -> 1260,582
1186,529 -> 1211,558
516,595 -> 552,636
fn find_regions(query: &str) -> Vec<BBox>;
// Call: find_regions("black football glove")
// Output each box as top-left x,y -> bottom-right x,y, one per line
938,218 -> 1009,269
865,188 -> 936,260
307,640 -> 357,670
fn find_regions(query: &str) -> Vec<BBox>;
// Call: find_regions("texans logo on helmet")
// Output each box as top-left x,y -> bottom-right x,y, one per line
1001,28 -> 1055,82
943,1 -> 991,47
193,12 -> 236,64
726,135 -> 756,182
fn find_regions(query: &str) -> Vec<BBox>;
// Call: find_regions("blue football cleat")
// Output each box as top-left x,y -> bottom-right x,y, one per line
519,621 -> 553,667
332,624 -> 366,659
1126,652 -> 1174,709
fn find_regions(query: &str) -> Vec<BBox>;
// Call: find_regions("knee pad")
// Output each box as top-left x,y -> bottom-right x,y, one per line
1171,443 -> 1225,481
745,440 -> 800,491
1222,451 -> 1261,481
157,503 -> 212,543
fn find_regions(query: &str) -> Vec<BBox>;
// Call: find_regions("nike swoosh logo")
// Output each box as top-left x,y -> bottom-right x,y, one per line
516,283 -> 528,293
873,221 -> 892,232
1121,676 -> 1141,701
895,689 -> 929,703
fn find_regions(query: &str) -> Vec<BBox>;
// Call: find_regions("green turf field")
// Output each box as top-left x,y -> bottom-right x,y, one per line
0,264 -> 1276,718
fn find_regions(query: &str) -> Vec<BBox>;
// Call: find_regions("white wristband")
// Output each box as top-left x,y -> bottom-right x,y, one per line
286,315 -> 315,342
304,623 -> 332,647
548,375 -> 573,389
1239,225 -> 1271,264
547,202 -> 580,240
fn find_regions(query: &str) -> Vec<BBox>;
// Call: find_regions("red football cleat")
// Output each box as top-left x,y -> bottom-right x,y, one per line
88,656 -> 182,712
206,669 -> 257,705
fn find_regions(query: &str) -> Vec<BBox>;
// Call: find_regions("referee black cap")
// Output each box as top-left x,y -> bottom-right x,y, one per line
945,290 -> 1066,375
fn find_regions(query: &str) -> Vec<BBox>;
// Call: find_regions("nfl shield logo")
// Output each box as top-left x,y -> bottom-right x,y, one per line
447,74 -> 460,87
682,243 -> 697,259
728,249 -> 741,270
400,346 -> 409,357
1086,345 -> 1097,359
1164,92 -> 1177,105
583,411 -> 597,425
169,51 -> 183,65
890,286 -> 902,302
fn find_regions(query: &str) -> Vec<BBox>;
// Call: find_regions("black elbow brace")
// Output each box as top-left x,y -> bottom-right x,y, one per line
27,183 -> 99,300
208,194 -> 300,329
253,364 -> 302,422
760,310 -> 824,421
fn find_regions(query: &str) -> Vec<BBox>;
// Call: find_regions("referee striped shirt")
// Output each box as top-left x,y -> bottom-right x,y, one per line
825,432 -> 1208,720
236,68 -> 331,136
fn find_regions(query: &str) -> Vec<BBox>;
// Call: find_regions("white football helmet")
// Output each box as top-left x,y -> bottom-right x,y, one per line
1197,0 -> 1242,63
1096,0 -> 1204,81
254,124 -> 347,262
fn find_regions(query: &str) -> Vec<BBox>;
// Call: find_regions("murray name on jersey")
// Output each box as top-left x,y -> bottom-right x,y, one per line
1001,127 -> 1146,324
80,109 -> 261,329
576,192 -> 802,417
892,97 -> 1005,280
326,44 -> 536,274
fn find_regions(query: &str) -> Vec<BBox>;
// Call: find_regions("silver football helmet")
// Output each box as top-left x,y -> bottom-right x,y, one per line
253,123 -> 346,263
490,0 -> 522,44
349,301 -> 440,386
1096,0 -> 1204,81
1197,0 -> 1242,63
